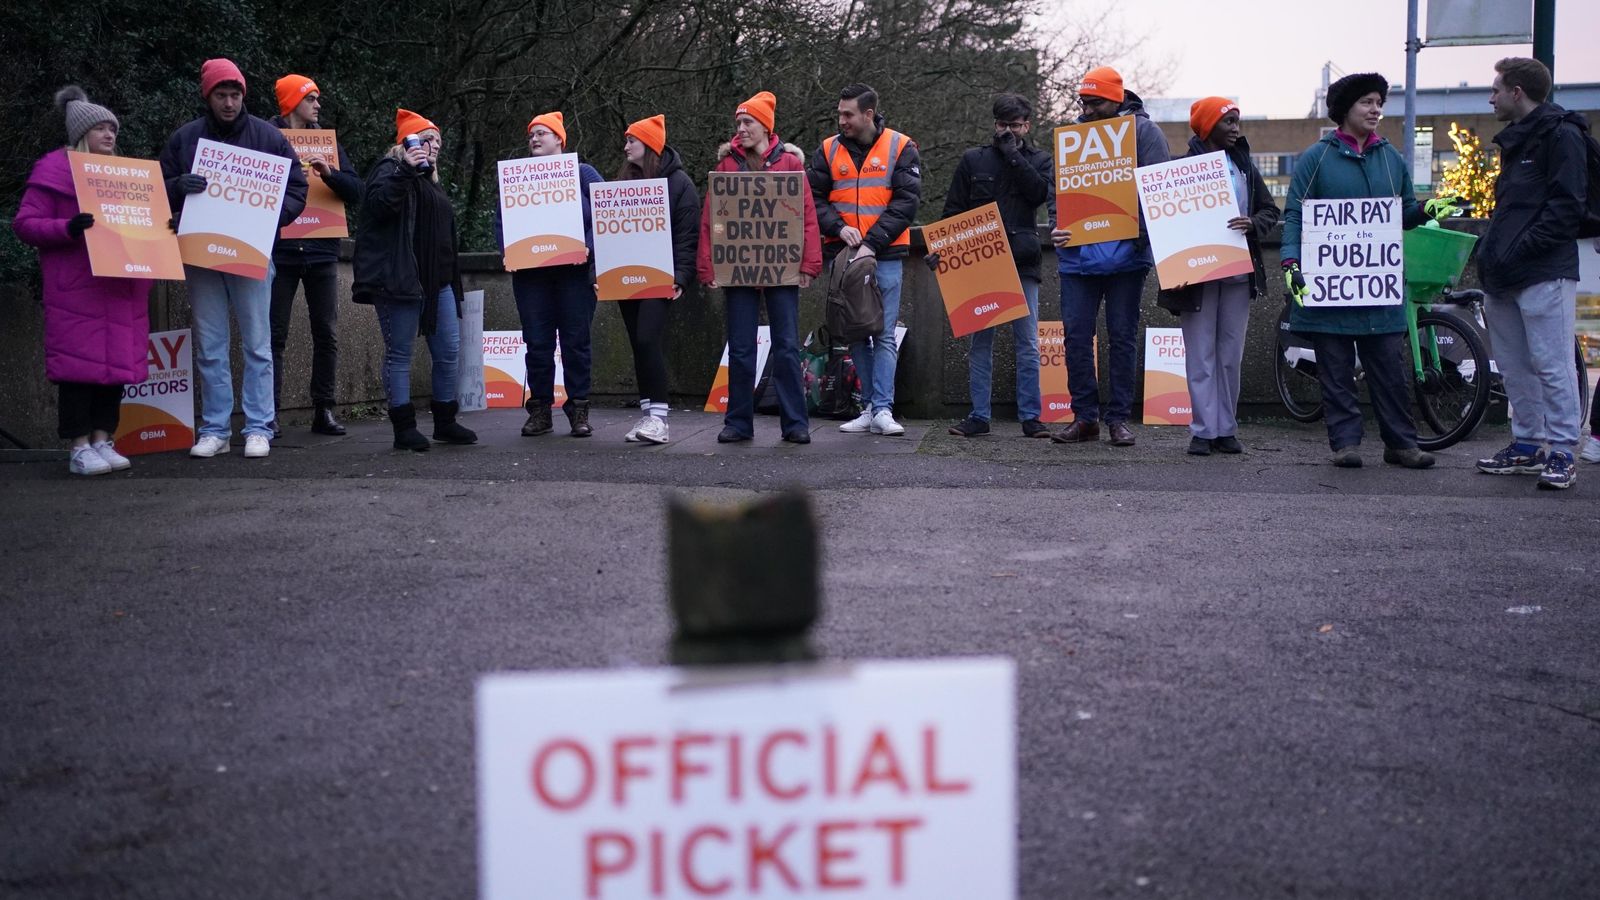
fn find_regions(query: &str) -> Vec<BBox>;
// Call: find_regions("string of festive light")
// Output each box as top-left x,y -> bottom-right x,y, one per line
1436,122 -> 1498,217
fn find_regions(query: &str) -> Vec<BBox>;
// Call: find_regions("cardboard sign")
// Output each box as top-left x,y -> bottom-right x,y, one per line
113,329 -> 193,454
498,153 -> 588,270
65,151 -> 183,280
1141,327 -> 1192,426
708,172 -> 805,287
482,331 -> 566,409
176,139 -> 290,279
592,179 -> 675,300
277,129 -> 348,239
1053,116 -> 1139,246
1301,198 -> 1403,307
922,203 -> 1029,338
1135,152 -> 1251,290
477,658 -> 1016,900
1038,321 -> 1095,424
704,326 -> 772,412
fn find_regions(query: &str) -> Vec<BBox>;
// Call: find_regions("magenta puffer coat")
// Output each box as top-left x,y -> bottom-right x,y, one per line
12,147 -> 152,385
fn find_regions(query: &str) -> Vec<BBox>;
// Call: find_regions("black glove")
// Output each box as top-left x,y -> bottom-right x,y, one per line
167,217 -> 178,233
994,130 -> 1022,162
924,251 -> 941,271
67,213 -> 94,237
176,174 -> 207,194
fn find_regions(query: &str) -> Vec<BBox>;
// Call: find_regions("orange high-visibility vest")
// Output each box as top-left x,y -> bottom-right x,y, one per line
823,128 -> 912,248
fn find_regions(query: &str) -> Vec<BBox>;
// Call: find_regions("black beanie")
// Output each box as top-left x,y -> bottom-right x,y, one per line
1327,73 -> 1389,126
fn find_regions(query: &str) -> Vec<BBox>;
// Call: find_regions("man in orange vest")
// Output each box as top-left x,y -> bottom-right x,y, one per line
808,83 -> 922,436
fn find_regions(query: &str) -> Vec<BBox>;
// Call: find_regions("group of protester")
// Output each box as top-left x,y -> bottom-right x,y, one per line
14,58 -> 1596,489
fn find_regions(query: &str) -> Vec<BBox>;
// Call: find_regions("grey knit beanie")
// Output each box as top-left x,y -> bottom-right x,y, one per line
56,86 -> 118,146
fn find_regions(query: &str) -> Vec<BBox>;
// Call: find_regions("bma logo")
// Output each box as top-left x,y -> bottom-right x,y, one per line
1187,255 -> 1219,268
206,243 -> 238,257
124,263 -> 152,273
973,302 -> 1000,315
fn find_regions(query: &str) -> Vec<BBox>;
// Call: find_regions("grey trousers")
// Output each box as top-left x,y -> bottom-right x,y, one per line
1178,279 -> 1253,440
1484,278 -> 1580,453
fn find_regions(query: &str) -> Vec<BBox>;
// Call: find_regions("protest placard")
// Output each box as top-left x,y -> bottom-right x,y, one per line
591,179 -> 675,300
1301,198 -> 1404,307
1038,322 -> 1095,424
112,329 -> 193,455
66,151 -> 183,280
922,203 -> 1028,338
176,138 -> 290,279
498,153 -> 588,270
708,172 -> 805,287
1141,328 -> 1192,426
1053,116 -> 1139,247
477,657 -> 1016,899
1135,151 -> 1251,290
703,326 -> 771,412
457,290 -> 487,411
482,331 -> 567,409
277,129 -> 347,239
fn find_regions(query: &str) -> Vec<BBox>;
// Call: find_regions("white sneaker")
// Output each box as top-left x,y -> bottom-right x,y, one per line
1582,435 -> 1600,464
870,408 -> 905,436
624,415 -> 652,442
839,409 -> 874,433
244,434 -> 270,458
190,435 -> 230,458
69,444 -> 112,476
635,416 -> 669,444
90,440 -> 131,471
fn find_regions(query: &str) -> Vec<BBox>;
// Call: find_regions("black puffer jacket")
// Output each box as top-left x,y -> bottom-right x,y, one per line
1156,134 -> 1281,313
351,156 -> 462,329
1479,103 -> 1590,293
159,111 -> 308,228
941,135 -> 1052,280
654,145 -> 702,290
267,115 -> 363,266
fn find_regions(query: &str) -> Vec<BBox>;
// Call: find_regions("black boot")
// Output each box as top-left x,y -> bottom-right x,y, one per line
311,401 -> 347,436
430,400 -> 478,445
564,399 -> 592,437
388,403 -> 430,452
521,400 -> 553,437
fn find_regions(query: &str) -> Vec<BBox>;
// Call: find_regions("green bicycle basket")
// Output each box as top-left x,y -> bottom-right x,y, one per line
1403,224 -> 1478,289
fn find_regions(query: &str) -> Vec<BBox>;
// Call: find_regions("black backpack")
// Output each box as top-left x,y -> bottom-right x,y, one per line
824,255 -> 884,344
1576,125 -> 1600,239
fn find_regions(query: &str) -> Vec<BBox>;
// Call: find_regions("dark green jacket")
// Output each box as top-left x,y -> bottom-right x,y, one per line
1282,132 -> 1427,334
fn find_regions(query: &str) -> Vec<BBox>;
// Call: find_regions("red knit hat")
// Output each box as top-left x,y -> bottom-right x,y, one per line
394,108 -> 440,145
1078,67 -> 1124,104
275,74 -> 319,118
735,91 -> 776,133
200,58 -> 246,98
527,111 -> 566,147
625,114 -> 667,155
1189,97 -> 1239,139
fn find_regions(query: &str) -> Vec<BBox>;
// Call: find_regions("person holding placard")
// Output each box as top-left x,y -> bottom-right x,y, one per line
614,115 -> 700,445
1048,67 -> 1170,448
352,109 -> 477,451
1281,73 -> 1437,469
497,111 -> 604,439
268,74 -> 363,439
13,87 -> 151,476
696,91 -> 822,444
943,93 -> 1053,439
159,58 -> 308,461
1156,97 -> 1280,457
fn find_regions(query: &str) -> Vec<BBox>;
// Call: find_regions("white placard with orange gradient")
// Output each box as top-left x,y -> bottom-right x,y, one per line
591,179 -> 674,300
176,139 -> 290,280
1141,328 -> 1192,426
483,331 -> 566,409
703,326 -> 771,412
113,329 -> 194,455
66,151 -> 184,280
1135,152 -> 1251,290
1053,116 -> 1139,247
499,154 -> 588,270
1038,321 -> 1095,424
278,129 -> 348,239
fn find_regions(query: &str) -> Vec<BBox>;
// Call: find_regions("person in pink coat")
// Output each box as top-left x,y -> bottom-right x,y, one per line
13,87 -> 153,476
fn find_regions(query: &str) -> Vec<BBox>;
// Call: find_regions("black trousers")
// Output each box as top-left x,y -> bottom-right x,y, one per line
1306,331 -> 1419,451
269,260 -> 340,407
619,297 -> 671,404
57,382 -> 123,440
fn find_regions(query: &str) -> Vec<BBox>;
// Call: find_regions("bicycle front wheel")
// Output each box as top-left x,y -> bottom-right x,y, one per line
1413,309 -> 1492,451
1274,305 -> 1324,423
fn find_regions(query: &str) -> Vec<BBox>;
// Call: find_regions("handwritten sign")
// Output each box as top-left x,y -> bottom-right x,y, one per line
708,172 -> 805,287
499,153 -> 588,270
1302,198 -> 1403,307
278,129 -> 347,239
922,203 -> 1028,338
1053,116 -> 1139,246
1135,151 -> 1251,290
66,152 -> 183,280
176,139 -> 290,279
592,179 -> 675,300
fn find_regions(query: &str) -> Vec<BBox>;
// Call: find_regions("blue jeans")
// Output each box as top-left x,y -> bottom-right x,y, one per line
513,264 -> 595,406
724,286 -> 808,438
186,264 -> 275,440
375,288 -> 460,407
1061,269 -> 1146,424
849,257 -> 903,413
969,277 -> 1041,422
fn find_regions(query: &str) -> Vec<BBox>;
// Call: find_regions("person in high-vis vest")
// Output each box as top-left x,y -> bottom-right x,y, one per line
807,83 -> 922,436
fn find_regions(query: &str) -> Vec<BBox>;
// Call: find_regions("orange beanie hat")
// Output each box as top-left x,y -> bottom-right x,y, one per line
735,91 -> 776,133
394,108 -> 439,144
200,58 -> 246,98
625,114 -> 667,155
275,74 -> 319,118
527,111 -> 566,147
1078,67 -> 1124,105
1189,97 -> 1239,140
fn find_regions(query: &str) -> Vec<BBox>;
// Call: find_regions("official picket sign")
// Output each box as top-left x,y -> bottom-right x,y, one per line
481,331 -> 567,409
1053,115 -> 1139,247
1301,198 -> 1404,307
708,172 -> 805,287
278,129 -> 348,239
113,329 -> 194,455
499,153 -> 588,270
176,138 -> 290,280
592,179 -> 675,300
703,325 -> 771,412
66,151 -> 183,280
921,202 -> 1028,338
477,658 -> 1016,899
1134,151 -> 1250,291
1141,327 -> 1192,426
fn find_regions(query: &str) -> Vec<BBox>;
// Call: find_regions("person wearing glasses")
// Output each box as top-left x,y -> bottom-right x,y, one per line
943,93 -> 1053,439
